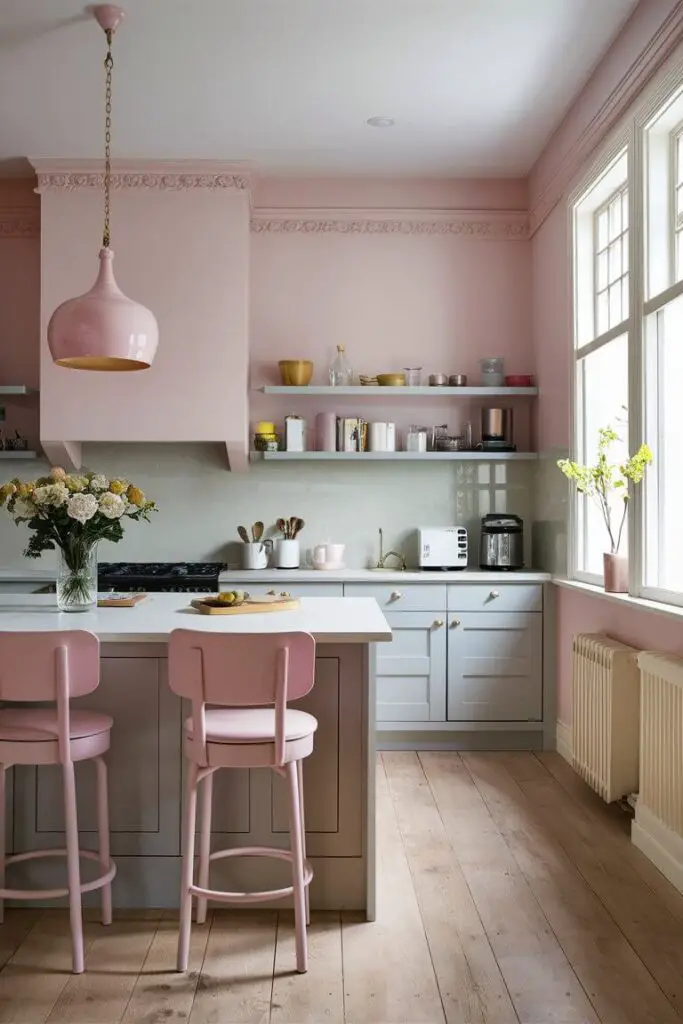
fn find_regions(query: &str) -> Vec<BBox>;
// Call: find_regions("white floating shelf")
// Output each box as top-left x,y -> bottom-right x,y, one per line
0,386 -> 38,396
0,450 -> 37,459
259,385 -> 538,397
251,451 -> 538,462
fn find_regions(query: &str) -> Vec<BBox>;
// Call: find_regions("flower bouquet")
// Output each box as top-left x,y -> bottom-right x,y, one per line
0,468 -> 157,611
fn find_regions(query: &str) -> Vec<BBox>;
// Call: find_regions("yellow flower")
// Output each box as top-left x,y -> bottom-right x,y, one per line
0,483 -> 16,506
109,479 -> 127,495
126,485 -> 145,507
50,467 -> 66,481
65,475 -> 88,493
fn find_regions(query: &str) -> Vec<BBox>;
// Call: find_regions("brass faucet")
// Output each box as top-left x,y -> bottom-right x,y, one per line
375,528 -> 407,571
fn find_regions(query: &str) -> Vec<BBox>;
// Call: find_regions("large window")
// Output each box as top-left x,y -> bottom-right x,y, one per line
570,67 -> 683,607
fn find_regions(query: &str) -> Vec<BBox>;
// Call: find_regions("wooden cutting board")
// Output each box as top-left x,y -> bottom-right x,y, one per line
98,593 -> 148,607
190,595 -> 300,615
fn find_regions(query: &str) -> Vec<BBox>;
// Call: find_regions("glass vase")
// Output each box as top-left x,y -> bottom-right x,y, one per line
56,543 -> 98,612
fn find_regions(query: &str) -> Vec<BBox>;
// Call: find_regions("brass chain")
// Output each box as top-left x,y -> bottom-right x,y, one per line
103,29 -> 113,248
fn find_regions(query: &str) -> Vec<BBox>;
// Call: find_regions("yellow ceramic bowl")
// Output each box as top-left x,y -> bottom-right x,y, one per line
376,373 -> 406,386
279,360 -> 314,386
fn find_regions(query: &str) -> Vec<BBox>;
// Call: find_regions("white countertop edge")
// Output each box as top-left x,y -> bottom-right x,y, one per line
220,568 -> 551,583
552,576 -> 683,622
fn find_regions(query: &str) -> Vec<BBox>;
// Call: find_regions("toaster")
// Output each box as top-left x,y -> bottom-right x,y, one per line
417,527 -> 468,570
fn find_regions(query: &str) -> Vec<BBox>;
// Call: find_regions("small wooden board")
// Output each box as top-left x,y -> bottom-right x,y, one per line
97,593 -> 148,607
191,595 -> 300,615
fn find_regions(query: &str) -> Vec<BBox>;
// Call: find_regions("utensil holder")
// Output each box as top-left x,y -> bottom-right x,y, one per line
274,539 -> 300,569
242,542 -> 269,570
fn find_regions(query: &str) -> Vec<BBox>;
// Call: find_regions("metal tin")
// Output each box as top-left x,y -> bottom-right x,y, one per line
449,374 -> 467,386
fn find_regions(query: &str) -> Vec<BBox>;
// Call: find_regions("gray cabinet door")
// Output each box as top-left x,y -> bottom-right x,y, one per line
447,612 -> 542,722
376,612 -> 447,723
13,656 -> 182,857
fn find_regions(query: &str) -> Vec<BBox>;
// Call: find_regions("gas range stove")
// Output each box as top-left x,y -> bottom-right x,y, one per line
97,562 -> 226,593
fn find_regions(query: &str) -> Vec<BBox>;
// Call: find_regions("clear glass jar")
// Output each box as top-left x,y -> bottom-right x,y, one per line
57,542 -> 98,612
480,357 -> 504,386
329,345 -> 353,386
403,367 -> 422,386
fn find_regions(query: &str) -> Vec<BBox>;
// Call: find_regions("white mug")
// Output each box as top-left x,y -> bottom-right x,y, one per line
242,542 -> 268,570
312,542 -> 346,568
274,539 -> 300,569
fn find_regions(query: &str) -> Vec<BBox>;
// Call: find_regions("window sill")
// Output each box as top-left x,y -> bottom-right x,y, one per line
552,576 -> 683,622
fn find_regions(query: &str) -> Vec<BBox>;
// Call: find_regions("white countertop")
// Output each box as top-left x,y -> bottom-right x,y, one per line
0,568 -> 57,582
220,568 -> 551,583
0,594 -> 392,645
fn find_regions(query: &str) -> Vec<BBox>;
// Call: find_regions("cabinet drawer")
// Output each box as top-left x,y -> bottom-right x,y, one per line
448,583 -> 542,613
220,582 -> 344,599
344,583 -> 447,612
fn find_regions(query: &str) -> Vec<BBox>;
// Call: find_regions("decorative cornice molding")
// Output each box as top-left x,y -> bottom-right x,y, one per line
0,207 -> 39,238
250,208 -> 529,239
35,171 -> 249,193
529,5 -> 683,234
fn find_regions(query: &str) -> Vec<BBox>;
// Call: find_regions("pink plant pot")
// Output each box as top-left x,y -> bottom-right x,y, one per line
603,553 -> 628,593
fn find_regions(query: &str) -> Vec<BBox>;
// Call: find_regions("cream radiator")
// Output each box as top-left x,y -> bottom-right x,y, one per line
632,651 -> 683,894
571,633 -> 640,802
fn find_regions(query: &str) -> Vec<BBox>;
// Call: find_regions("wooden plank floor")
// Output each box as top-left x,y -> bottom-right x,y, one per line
0,752 -> 681,1023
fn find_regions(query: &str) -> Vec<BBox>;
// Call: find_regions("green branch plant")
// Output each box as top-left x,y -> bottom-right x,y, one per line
557,425 -> 653,556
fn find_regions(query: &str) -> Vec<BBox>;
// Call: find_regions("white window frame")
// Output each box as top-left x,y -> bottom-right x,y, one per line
567,41 -> 683,609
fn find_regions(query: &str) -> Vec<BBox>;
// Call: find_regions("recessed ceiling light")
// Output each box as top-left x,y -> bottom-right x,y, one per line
366,117 -> 395,128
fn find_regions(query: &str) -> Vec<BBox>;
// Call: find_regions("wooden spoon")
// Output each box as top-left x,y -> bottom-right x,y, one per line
276,517 -> 287,538
292,517 -> 305,538
237,525 -> 250,544
252,521 -> 264,543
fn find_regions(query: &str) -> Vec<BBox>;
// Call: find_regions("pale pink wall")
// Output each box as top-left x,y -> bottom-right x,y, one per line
530,2 -> 683,725
254,177 -> 528,211
39,182 -> 250,451
0,181 -> 40,452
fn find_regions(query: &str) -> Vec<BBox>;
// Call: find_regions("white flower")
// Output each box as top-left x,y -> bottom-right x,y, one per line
66,492 -> 98,524
89,474 -> 109,492
15,497 -> 37,518
98,492 -> 126,519
33,483 -> 69,507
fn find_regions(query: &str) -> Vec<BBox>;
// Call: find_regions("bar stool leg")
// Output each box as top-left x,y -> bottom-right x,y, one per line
62,760 -> 84,974
286,760 -> 308,974
0,765 -> 6,926
95,757 -> 112,926
296,759 -> 310,925
177,761 -> 199,972
196,769 -> 214,925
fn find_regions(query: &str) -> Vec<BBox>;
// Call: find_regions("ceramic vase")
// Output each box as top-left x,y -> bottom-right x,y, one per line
603,553 -> 628,594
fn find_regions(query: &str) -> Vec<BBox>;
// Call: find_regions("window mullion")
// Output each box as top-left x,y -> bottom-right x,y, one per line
628,123 -> 645,597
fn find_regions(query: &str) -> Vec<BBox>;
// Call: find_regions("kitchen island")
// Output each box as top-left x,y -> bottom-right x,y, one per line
0,594 -> 391,916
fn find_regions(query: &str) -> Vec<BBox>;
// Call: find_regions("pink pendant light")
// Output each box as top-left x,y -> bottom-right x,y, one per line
47,5 -> 158,371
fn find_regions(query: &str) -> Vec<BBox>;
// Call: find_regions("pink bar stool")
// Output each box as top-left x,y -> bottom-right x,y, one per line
168,629 -> 318,974
0,631 -> 116,974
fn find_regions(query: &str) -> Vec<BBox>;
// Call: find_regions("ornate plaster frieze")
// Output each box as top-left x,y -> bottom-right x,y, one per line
250,209 -> 529,239
0,207 -> 40,238
35,171 -> 250,193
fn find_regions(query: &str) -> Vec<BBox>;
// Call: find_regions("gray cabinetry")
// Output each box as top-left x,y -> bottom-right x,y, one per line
375,612 -> 447,722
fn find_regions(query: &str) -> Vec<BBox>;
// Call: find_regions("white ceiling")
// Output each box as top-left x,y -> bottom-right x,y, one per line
0,0 -> 640,177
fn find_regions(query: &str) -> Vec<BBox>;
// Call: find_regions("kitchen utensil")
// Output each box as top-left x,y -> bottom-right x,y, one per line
429,373 -> 448,386
278,360 -> 314,386
504,374 -> 534,386
237,525 -> 250,544
284,414 -> 306,451
403,367 -> 422,386
479,514 -> 524,570
480,357 -> 504,386
449,374 -> 467,386
316,412 -> 337,451
97,593 -> 148,607
251,521 -> 264,543
292,517 -> 305,538
376,373 -> 405,386
191,595 -> 300,615
243,542 -> 269,570
274,538 -> 300,568
276,517 -> 287,536
329,345 -> 353,386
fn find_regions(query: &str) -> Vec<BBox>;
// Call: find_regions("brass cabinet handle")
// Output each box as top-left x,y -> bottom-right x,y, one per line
450,619 -> 461,628
390,590 -> 403,601
489,590 -> 500,598
432,619 -> 444,629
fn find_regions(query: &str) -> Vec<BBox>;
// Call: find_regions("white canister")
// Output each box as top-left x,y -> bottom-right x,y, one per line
285,415 -> 306,452
386,422 -> 396,452
242,543 -> 268,570
368,422 -> 388,451
274,539 -> 300,569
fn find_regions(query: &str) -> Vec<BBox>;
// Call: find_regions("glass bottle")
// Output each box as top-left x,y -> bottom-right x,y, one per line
329,345 -> 353,386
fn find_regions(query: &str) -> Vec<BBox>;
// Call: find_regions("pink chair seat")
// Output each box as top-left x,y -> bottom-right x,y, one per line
185,708 -> 318,744
0,708 -> 113,743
